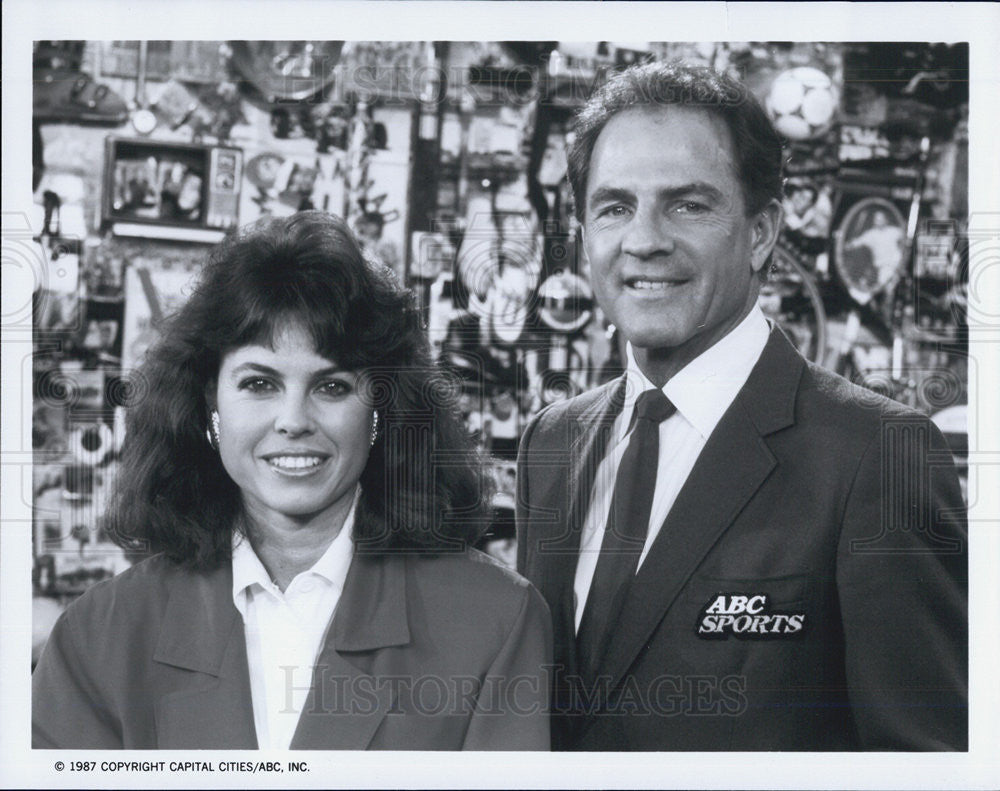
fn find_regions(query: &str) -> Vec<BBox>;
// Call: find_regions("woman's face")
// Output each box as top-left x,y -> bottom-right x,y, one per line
213,322 -> 374,530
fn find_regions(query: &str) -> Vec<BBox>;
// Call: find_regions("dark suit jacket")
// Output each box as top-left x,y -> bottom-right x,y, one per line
33,547 -> 551,750
516,328 -> 967,750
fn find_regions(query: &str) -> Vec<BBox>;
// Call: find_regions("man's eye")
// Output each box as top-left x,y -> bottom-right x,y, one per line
239,377 -> 275,393
676,201 -> 708,214
599,205 -> 631,218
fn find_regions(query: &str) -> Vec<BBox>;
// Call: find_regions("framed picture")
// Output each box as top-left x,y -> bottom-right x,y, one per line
833,196 -> 907,299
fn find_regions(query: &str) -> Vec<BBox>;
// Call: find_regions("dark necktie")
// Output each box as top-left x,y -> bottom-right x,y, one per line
576,387 -> 676,684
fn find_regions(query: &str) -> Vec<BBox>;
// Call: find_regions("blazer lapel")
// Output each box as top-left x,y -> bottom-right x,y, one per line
290,553 -> 409,750
153,564 -> 258,749
591,329 -> 805,695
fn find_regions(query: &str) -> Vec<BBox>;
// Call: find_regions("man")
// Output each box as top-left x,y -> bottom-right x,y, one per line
515,61 -> 966,751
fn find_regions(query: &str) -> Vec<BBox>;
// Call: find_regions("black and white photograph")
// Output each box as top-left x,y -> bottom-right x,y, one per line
2,2 -> 999,789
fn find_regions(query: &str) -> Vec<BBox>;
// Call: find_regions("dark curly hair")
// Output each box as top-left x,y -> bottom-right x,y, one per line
567,60 -> 785,222
108,211 -> 489,568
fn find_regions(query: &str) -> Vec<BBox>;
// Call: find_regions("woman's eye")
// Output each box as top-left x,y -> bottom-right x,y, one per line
318,380 -> 351,397
238,377 -> 275,393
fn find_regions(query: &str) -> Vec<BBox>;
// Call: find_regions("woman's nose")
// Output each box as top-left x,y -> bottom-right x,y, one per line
273,395 -> 314,436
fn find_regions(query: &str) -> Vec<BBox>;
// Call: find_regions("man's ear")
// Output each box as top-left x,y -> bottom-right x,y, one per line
750,199 -> 783,274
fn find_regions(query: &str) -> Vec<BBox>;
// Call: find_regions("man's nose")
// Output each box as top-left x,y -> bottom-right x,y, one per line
621,207 -> 675,259
273,395 -> 314,436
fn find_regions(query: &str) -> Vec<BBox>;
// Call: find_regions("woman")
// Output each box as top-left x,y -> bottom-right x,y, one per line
32,211 -> 551,750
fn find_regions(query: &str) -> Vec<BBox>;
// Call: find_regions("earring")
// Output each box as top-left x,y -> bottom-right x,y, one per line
206,410 -> 220,451
370,410 -> 379,447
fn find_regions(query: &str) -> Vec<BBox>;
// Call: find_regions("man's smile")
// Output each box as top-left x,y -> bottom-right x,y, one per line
621,274 -> 692,295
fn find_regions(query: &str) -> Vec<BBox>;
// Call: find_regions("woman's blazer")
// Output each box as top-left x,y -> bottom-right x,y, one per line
33,547 -> 552,750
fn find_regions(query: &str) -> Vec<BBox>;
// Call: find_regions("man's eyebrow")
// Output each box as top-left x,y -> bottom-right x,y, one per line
588,186 -> 635,207
658,182 -> 726,202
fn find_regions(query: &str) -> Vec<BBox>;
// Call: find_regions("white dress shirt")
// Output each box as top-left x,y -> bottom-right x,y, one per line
573,306 -> 770,632
231,497 -> 357,750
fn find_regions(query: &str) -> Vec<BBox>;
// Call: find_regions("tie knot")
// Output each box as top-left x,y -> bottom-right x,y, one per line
635,388 -> 676,424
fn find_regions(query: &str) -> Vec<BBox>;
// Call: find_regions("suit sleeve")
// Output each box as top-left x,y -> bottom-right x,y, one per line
32,604 -> 123,748
461,582 -> 553,750
836,415 -> 968,749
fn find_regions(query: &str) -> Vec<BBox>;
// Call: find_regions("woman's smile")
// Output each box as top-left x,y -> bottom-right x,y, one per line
264,454 -> 327,474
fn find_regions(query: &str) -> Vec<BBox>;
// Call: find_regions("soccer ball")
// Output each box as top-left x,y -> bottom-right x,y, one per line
766,67 -> 839,141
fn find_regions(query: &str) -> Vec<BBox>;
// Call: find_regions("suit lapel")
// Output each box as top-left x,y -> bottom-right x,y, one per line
290,553 -> 408,749
562,377 -> 628,553
591,329 -> 805,694
593,402 -> 776,691
535,378 -> 626,678
153,564 -> 258,749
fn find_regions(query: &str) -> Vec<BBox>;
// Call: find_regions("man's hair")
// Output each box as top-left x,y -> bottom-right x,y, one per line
567,60 -> 785,221
107,210 -> 489,568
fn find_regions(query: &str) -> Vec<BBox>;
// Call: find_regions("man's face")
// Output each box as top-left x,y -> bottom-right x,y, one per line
583,106 -> 777,366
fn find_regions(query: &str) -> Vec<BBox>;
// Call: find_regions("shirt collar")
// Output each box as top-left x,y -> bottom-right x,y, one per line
231,490 -> 359,617
231,531 -> 272,616
624,304 -> 770,440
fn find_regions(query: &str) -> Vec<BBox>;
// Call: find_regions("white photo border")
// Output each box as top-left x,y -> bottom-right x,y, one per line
3,2 -> 999,788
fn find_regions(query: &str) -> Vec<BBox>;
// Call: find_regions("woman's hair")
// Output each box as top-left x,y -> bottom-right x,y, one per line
108,211 -> 489,568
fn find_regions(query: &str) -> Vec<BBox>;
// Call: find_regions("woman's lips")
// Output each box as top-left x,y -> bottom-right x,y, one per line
261,454 -> 330,475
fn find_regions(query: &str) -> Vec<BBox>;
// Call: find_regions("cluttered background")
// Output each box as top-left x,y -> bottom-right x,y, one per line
29,40 -> 970,661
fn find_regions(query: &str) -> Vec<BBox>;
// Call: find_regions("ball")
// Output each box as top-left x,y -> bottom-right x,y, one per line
766,67 -> 839,141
